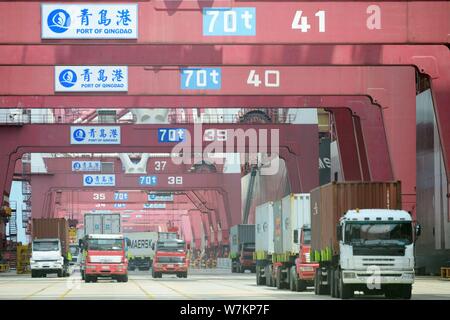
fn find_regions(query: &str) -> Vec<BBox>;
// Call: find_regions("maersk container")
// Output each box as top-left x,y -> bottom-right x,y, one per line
230,224 -> 255,256
255,202 -> 274,255
281,193 -> 311,254
310,181 -> 401,258
84,213 -> 121,236
273,200 -> 283,254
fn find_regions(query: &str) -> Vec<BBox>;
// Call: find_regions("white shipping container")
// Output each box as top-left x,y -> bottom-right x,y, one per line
281,193 -> 311,254
84,213 -> 121,235
255,202 -> 274,255
124,232 -> 158,258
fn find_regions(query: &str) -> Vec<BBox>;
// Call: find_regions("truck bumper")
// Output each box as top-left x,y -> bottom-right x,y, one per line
342,270 -> 415,284
153,265 -> 188,274
85,263 -> 128,276
31,262 -> 63,272
297,263 -> 319,281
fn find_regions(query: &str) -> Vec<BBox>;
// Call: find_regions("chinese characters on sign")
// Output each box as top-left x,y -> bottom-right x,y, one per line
83,174 -> 116,187
42,4 -> 138,39
55,66 -> 128,92
70,126 -> 121,144
148,193 -> 174,202
72,161 -> 101,172
143,203 -> 166,209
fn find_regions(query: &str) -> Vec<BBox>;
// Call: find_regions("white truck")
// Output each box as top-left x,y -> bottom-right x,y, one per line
311,181 -> 421,299
30,238 -> 67,278
125,232 -> 158,271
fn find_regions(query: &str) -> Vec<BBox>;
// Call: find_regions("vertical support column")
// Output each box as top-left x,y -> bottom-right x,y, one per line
332,108 -> 362,181
352,115 -> 371,181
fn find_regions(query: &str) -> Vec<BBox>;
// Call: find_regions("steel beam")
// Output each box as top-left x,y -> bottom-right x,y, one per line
0,2 -> 447,44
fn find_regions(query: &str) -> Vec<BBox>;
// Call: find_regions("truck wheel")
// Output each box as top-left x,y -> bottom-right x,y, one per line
122,275 -> 129,283
289,267 -> 297,291
276,267 -> 284,289
339,272 -> 353,299
31,270 -> 37,278
92,276 -> 98,283
400,284 -> 412,299
330,269 -> 335,297
298,280 -> 307,292
85,275 -> 91,283
256,266 -> 264,286
57,270 -> 63,278
177,273 -> 183,278
81,271 -> 85,280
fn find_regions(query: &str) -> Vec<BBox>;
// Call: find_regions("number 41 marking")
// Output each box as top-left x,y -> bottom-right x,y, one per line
292,10 -> 325,32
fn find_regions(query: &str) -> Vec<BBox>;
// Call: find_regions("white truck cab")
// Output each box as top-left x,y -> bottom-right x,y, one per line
336,209 -> 419,299
30,238 -> 66,278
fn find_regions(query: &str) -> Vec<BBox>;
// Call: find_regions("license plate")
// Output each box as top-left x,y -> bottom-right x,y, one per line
102,266 -> 110,270
167,264 -> 174,268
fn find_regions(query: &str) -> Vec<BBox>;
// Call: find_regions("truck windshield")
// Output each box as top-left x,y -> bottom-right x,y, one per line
87,239 -> 123,251
345,222 -> 413,246
156,256 -> 184,263
156,241 -> 185,252
303,229 -> 311,245
33,241 -> 59,251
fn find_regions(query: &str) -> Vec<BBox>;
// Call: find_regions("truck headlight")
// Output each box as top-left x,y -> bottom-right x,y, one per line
403,273 -> 414,279
30,259 -> 36,264
343,272 -> 356,279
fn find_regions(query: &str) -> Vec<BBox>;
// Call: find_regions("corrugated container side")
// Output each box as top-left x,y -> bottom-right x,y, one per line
282,193 -> 311,255
230,224 -> 255,255
255,202 -> 274,256
273,200 -> 283,254
311,181 -> 401,259
32,218 -> 69,255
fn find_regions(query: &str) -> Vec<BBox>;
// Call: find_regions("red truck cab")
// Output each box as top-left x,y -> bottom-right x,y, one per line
239,243 -> 256,273
80,234 -> 128,283
152,238 -> 188,278
294,227 -> 319,290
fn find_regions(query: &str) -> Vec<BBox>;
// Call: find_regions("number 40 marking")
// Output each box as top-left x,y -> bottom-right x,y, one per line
247,70 -> 280,88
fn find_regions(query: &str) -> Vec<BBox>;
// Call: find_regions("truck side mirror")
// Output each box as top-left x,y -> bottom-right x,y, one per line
126,238 -> 131,246
293,230 -> 299,244
151,243 -> 155,250
336,225 -> 342,241
415,224 -> 422,238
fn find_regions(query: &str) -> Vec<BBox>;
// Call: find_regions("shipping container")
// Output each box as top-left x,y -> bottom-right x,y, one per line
125,232 -> 158,258
273,201 -> 283,254
84,213 -> 121,236
230,224 -> 255,256
310,181 -> 401,257
31,218 -> 69,256
281,193 -> 311,254
255,202 -> 274,257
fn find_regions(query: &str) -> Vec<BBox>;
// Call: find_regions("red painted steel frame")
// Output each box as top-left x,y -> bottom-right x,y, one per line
0,65 -> 417,213
1,123 -> 317,226
0,2 -> 448,44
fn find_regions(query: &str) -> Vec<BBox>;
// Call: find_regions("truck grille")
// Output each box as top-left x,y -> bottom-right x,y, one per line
361,258 -> 395,267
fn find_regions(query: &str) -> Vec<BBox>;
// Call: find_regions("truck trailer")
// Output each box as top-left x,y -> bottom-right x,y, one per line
311,181 -> 421,299
125,232 -> 158,271
255,194 -> 318,291
230,224 -> 256,273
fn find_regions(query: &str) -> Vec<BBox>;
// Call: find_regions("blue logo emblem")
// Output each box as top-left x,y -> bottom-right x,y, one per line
59,69 -> 77,88
47,9 -> 71,33
73,162 -> 81,170
73,129 -> 86,142
85,176 -> 93,184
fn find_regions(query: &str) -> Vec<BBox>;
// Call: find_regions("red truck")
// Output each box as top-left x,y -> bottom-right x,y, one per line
79,234 -> 129,283
151,238 -> 188,278
255,194 -> 318,291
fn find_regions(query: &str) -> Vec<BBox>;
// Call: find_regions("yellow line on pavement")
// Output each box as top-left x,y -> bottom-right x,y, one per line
132,279 -> 155,299
23,282 -> 59,300
156,281 -> 194,299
